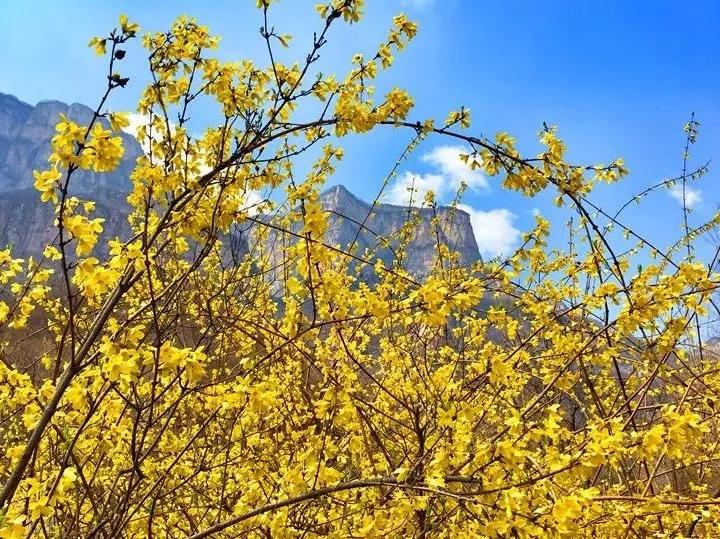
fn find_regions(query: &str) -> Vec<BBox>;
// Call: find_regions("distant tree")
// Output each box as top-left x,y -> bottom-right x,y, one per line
1,2 -> 719,537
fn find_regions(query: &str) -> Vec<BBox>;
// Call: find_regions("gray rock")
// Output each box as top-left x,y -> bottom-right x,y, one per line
234,185 -> 480,285
318,184 -> 480,277
0,92 -> 141,256
0,92 -> 481,277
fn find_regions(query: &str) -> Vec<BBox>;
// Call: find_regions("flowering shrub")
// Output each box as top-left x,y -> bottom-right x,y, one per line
1,3 -> 718,537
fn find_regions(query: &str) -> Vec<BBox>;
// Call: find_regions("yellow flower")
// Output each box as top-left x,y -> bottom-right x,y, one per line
0,515 -> 27,539
43,245 -> 62,261
118,14 -> 139,35
33,168 -> 62,203
109,112 -> 130,132
88,36 -> 107,56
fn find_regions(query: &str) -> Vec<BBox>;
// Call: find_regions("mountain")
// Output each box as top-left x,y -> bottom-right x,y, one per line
232,185 -> 481,286
0,93 -> 142,195
0,92 -> 480,275
318,185 -> 479,275
0,92 -> 142,257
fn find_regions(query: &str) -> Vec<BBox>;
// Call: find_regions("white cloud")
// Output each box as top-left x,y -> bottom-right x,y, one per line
385,145 -> 487,206
121,113 -> 151,152
668,184 -> 702,209
421,145 -> 488,191
121,112 -> 145,136
243,190 -> 269,216
385,171 -> 445,206
122,113 -> 268,216
122,113 -> 182,155
458,204 -> 521,259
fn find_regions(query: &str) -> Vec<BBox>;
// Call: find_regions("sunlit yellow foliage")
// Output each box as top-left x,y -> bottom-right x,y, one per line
1,5 -> 719,539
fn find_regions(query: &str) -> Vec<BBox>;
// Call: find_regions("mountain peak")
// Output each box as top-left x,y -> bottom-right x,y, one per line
0,90 -> 143,194
0,92 -> 31,108
320,184 -> 367,208
314,184 -> 481,273
0,92 -> 481,272
35,99 -> 67,107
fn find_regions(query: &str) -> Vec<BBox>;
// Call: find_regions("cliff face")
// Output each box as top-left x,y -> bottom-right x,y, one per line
236,185 -> 480,287
0,93 -> 142,195
0,92 -> 142,256
0,92 -> 480,277
318,185 -> 480,276
0,188 -> 129,257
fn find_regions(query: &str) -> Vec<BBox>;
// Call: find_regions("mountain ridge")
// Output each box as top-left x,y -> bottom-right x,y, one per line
0,92 -> 480,275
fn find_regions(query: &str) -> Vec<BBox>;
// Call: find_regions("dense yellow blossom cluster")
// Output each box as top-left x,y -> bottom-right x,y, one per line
1,4 -> 719,538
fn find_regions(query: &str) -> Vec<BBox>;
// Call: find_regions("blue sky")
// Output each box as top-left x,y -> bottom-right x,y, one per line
1,0 -> 719,259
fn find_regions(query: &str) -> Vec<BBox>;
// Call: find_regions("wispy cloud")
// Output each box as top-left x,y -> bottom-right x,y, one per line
668,184 -> 702,209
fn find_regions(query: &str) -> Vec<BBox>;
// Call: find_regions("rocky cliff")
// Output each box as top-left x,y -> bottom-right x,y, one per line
318,185 -> 480,276
0,92 -> 142,257
0,93 -> 142,195
234,185 -> 481,285
0,92 -> 480,276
